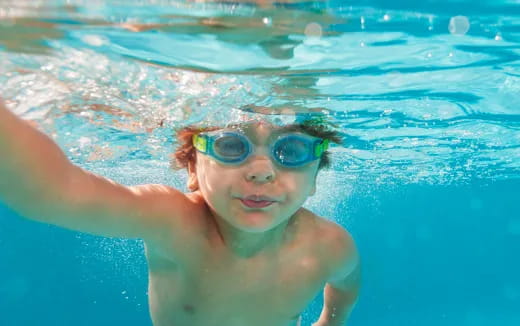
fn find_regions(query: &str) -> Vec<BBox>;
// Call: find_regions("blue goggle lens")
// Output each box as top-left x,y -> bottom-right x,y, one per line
213,134 -> 249,160
273,136 -> 311,166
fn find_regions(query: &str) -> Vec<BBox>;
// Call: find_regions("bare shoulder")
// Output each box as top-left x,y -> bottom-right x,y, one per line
298,209 -> 359,277
298,209 -> 355,252
133,187 -> 210,259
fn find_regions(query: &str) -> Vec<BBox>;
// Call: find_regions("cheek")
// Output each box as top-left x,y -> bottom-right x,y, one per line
283,169 -> 316,199
197,159 -> 235,199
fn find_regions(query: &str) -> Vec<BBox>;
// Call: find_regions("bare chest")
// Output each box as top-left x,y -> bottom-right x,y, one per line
146,246 -> 328,326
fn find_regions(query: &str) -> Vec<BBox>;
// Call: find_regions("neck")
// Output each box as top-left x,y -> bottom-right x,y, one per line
210,211 -> 296,258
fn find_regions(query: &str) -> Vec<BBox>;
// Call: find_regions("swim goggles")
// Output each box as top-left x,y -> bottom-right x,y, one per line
192,130 -> 329,168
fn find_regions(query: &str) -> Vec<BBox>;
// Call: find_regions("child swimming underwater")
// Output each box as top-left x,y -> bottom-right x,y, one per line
0,99 -> 361,326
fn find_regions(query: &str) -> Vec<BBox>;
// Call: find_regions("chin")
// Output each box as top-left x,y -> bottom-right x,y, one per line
232,212 -> 283,232
235,221 -> 275,233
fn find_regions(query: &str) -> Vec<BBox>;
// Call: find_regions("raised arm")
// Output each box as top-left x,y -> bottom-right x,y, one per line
0,99 -> 190,242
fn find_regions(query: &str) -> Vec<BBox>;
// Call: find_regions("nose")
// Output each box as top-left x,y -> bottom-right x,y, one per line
245,159 -> 276,184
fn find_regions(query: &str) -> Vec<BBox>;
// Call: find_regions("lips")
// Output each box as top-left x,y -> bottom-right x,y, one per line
239,195 -> 278,208
244,195 -> 277,202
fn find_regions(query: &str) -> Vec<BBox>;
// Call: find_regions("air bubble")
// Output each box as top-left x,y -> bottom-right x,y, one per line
428,15 -> 434,31
304,22 -> 322,38
449,16 -> 470,35
81,34 -> 109,47
78,136 -> 92,148
262,17 -> 272,26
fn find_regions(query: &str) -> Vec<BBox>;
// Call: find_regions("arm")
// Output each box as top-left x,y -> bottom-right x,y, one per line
0,99 -> 189,241
314,230 -> 361,326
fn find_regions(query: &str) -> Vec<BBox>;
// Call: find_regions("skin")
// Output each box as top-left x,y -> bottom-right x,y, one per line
0,101 -> 360,326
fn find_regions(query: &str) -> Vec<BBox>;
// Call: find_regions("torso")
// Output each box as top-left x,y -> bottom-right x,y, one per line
144,194 -> 340,326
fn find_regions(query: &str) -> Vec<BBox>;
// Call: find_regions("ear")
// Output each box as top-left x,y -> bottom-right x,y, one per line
187,160 -> 199,192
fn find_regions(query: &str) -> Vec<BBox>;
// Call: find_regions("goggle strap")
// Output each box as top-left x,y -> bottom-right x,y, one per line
314,139 -> 329,158
193,134 -> 208,153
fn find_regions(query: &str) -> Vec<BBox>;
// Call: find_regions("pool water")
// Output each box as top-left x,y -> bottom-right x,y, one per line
0,0 -> 519,325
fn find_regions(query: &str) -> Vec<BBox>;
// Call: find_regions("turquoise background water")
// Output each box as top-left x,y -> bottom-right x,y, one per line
0,0 -> 519,325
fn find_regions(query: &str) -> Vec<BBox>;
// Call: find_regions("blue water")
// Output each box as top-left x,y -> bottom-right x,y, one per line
1,0 -> 519,325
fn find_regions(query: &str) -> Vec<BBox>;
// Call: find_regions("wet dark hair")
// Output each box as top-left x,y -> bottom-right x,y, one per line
171,118 -> 342,171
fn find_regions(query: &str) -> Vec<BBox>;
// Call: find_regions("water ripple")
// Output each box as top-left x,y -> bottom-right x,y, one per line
0,0 -> 519,183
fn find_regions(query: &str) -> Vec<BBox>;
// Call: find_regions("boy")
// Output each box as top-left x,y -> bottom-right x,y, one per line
0,99 -> 360,326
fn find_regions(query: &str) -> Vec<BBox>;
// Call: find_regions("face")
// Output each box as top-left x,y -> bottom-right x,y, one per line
189,122 -> 319,233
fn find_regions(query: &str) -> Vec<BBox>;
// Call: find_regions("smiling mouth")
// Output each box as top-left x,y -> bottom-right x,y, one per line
239,199 -> 275,208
